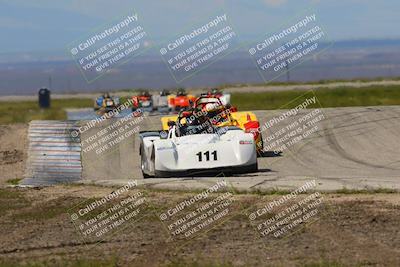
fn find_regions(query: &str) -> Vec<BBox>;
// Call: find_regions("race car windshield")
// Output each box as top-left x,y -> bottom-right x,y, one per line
177,116 -> 216,136
197,98 -> 220,104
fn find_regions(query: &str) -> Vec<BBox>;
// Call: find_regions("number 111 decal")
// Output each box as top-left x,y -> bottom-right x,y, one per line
196,150 -> 218,161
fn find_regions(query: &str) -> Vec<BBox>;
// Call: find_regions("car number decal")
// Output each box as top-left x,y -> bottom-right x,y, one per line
196,150 -> 217,162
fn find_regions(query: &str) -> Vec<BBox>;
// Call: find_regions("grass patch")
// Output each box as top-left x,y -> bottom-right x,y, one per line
0,98 -> 92,124
166,260 -> 233,267
0,188 -> 28,212
2,84 -> 400,124
334,187 -> 398,194
220,76 -> 400,89
302,260 -> 345,267
0,258 -> 118,267
240,187 -> 398,195
248,188 -> 293,196
232,85 -> 400,110
137,185 -> 400,196
6,178 -> 22,185
10,195 -> 84,221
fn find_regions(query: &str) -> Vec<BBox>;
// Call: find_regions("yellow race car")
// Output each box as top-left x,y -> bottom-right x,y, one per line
161,95 -> 263,153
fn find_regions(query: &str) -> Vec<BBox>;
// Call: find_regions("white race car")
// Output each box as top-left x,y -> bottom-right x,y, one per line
139,110 -> 258,178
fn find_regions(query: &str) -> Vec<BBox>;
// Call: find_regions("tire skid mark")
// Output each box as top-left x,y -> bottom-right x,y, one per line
324,125 -> 397,170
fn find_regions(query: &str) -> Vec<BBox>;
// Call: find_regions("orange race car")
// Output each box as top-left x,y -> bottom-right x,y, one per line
131,90 -> 153,112
168,88 -> 197,112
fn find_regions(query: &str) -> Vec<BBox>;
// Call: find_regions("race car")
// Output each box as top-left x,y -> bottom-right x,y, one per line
131,90 -> 153,112
139,110 -> 258,178
94,93 -> 120,115
152,89 -> 171,114
205,88 -> 231,106
161,96 -> 264,153
168,88 -> 197,112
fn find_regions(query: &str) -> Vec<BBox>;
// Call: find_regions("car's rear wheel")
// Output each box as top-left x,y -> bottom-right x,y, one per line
242,162 -> 258,173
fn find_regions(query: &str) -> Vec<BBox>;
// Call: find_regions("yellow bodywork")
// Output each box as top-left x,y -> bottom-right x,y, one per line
160,111 -> 258,130
161,115 -> 180,130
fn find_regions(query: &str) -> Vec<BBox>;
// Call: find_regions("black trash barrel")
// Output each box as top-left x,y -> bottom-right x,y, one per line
38,88 -> 50,108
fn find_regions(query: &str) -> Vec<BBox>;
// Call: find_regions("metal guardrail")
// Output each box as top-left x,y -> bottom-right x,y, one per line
21,120 -> 82,186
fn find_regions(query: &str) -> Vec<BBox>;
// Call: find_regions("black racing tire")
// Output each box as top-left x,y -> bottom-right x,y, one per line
251,162 -> 258,172
240,162 -> 258,173
154,171 -> 166,178
142,171 -> 152,179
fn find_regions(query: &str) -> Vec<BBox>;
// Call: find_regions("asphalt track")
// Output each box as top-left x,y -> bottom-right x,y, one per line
73,105 -> 400,192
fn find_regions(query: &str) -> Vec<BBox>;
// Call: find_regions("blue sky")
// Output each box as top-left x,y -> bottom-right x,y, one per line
0,0 -> 399,53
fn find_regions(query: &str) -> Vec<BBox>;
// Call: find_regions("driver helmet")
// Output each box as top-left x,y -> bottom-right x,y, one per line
160,89 -> 169,96
204,102 -> 220,112
177,88 -> 186,96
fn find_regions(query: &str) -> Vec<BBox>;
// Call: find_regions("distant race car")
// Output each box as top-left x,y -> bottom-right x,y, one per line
205,88 -> 231,106
139,110 -> 258,178
161,95 -> 264,153
168,88 -> 196,112
152,89 -> 171,114
131,90 -> 153,112
94,93 -> 120,115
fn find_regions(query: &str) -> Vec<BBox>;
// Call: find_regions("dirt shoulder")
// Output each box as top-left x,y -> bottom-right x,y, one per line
0,185 -> 399,267
0,124 -> 27,185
